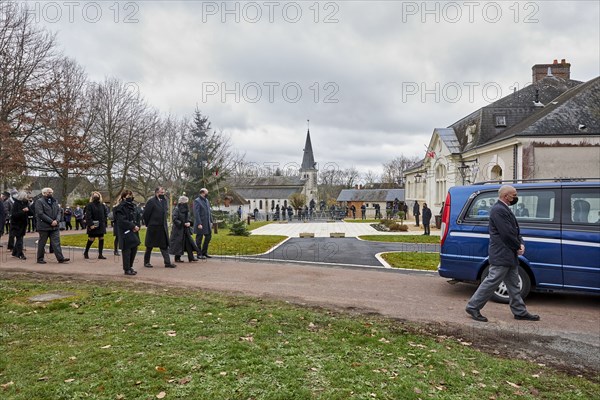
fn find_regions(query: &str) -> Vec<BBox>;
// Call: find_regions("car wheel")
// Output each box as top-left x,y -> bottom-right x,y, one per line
481,265 -> 531,304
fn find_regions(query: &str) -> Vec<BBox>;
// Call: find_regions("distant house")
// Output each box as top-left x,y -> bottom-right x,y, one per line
337,188 -> 405,218
404,60 -> 600,210
225,129 -> 319,216
23,176 -> 95,205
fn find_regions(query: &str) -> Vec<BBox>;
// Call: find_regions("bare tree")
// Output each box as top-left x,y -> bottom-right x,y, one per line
27,57 -> 95,202
0,0 -> 56,185
88,77 -> 153,203
132,114 -> 188,198
381,155 -> 420,187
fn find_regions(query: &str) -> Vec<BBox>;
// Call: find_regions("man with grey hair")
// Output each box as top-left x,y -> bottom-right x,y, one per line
465,185 -> 539,322
35,187 -> 69,264
194,188 -> 213,259
143,187 -> 176,268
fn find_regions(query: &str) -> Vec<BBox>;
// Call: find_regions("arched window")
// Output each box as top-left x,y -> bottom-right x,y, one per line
491,165 -> 503,181
436,164 -> 447,204
259,200 -> 263,209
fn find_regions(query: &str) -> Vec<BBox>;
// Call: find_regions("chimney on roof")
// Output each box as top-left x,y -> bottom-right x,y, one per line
532,59 -> 571,83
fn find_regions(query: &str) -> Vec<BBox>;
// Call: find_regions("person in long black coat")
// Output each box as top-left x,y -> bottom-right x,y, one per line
9,191 -> 31,260
143,187 -> 175,268
169,196 -> 200,263
422,203 -> 432,235
114,189 -> 140,275
83,191 -> 107,259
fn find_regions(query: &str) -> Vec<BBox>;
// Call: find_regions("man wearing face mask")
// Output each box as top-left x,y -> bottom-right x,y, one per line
143,187 -> 176,268
465,185 -> 539,322
34,187 -> 69,264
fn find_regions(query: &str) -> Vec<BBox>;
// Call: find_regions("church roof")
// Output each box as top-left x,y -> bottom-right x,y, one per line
301,129 -> 316,170
337,189 -> 405,202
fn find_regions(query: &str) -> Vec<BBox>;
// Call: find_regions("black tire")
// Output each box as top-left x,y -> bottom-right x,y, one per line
481,265 -> 531,304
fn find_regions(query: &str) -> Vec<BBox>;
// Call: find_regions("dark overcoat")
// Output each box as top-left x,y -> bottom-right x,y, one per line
34,196 -> 60,231
114,201 -> 141,250
169,204 -> 199,256
193,196 -> 213,235
85,201 -> 107,237
422,206 -> 432,225
488,201 -> 523,267
10,199 -> 30,237
143,196 -> 169,248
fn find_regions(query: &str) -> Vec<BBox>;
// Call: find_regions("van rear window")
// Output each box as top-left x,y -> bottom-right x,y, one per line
568,191 -> 600,225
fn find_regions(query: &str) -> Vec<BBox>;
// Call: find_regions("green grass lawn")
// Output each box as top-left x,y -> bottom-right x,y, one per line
360,235 -> 440,244
1,278 -> 596,399
381,252 -> 439,271
60,222 -> 284,256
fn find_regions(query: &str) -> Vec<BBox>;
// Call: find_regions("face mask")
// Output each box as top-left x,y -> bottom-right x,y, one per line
93,197 -> 100,202
510,196 -> 519,206
158,194 -> 165,200
126,198 -> 134,203
46,194 -> 53,199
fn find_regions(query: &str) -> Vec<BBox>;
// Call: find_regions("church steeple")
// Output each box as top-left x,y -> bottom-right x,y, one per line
299,122 -> 318,204
301,128 -> 316,171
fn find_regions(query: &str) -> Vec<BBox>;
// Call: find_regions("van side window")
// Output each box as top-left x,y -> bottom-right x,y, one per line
465,194 -> 498,220
464,190 -> 556,223
568,191 -> 600,224
509,190 -> 556,222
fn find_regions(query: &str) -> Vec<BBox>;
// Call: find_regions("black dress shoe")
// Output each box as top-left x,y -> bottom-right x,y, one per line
189,257 -> 199,262
124,269 -> 137,276
37,259 -> 47,264
164,263 -> 177,268
466,308 -> 488,322
144,263 -> 153,268
58,258 -> 70,263
514,313 -> 540,321
98,255 -> 107,260
204,254 -> 213,259
18,255 -> 27,260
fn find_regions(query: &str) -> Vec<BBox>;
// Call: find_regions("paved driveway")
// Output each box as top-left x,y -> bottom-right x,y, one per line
254,237 -> 440,267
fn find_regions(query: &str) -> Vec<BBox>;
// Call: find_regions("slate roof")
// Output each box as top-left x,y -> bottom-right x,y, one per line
234,187 -> 303,200
337,189 -> 405,202
494,76 -> 600,141
449,75 -> 585,152
227,176 -> 306,187
436,128 -> 462,154
301,129 -> 317,170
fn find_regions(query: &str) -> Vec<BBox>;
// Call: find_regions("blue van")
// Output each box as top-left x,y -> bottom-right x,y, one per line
438,181 -> 600,302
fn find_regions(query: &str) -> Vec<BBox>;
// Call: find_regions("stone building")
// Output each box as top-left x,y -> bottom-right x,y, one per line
404,60 -> 600,211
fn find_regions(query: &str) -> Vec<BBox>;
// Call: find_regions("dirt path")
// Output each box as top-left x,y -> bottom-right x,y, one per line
1,249 -> 598,379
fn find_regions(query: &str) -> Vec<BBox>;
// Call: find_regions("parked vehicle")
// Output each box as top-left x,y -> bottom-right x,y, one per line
438,180 -> 600,302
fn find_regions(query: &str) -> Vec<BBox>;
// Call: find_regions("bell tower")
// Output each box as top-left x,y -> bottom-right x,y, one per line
300,122 -> 318,204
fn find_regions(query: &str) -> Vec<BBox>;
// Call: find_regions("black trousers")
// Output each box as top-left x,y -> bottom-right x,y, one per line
144,247 -> 171,265
122,246 -> 138,270
415,215 -> 420,226
423,223 -> 430,235
196,232 -> 212,256
12,234 -> 24,257
37,230 -> 65,261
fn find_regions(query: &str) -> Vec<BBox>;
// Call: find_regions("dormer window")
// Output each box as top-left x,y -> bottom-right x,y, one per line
495,116 -> 507,127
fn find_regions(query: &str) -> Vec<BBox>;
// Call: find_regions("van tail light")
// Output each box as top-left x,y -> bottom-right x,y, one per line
440,192 -> 451,246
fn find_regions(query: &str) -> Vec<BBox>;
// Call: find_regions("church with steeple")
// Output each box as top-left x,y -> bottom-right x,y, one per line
223,128 -> 318,216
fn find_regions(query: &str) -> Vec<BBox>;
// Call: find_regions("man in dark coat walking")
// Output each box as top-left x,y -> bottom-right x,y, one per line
194,188 -> 213,259
422,203 -> 432,235
35,187 -> 69,264
143,187 -> 176,268
0,191 -> 6,247
465,185 -> 540,323
413,201 -> 421,227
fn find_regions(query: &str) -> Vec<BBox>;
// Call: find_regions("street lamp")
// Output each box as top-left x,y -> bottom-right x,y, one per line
397,175 -> 405,187
414,173 -> 422,183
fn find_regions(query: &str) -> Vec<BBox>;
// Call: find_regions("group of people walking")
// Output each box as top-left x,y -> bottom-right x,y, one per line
0,186 -> 215,277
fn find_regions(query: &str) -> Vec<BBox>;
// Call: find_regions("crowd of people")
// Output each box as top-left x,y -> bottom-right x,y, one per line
0,186 -> 216,276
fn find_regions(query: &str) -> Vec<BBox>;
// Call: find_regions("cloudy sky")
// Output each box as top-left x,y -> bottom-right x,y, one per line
28,0 -> 600,177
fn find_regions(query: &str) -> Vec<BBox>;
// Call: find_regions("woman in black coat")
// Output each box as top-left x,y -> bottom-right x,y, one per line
170,196 -> 199,262
84,191 -> 108,259
10,191 -> 31,260
114,189 -> 140,275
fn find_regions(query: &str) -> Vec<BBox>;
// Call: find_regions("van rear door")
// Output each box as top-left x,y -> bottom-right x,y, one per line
561,187 -> 600,292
